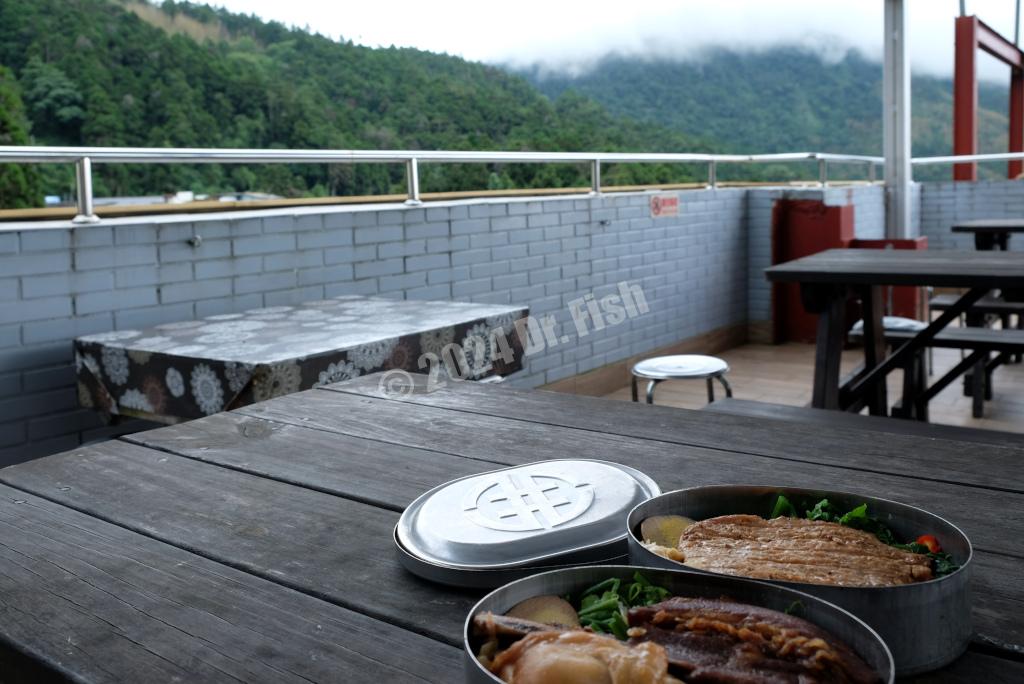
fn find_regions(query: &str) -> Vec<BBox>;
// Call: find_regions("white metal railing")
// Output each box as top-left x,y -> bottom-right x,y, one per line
10,145 -> 1024,223
910,151 -> 1024,165
0,145 -> 889,224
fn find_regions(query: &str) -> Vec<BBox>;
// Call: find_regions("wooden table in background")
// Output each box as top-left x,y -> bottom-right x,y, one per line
951,219 -> 1024,386
766,249 -> 1024,419
0,374 -> 1022,682
951,218 -> 1024,251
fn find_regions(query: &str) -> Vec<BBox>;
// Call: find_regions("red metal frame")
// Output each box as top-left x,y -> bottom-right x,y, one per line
953,16 -> 1024,180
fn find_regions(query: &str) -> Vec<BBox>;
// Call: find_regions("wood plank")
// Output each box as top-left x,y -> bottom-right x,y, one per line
123,411 -> 503,511
0,441 -> 481,647
905,649 -> 1024,683
765,249 -> 1024,288
704,398 -> 1024,448
969,550 -> 1024,654
322,377 -> 1024,494
0,483 -> 460,683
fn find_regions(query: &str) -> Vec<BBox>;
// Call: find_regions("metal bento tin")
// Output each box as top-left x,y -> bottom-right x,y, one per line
626,485 -> 972,676
396,459 -> 660,587
463,564 -> 895,684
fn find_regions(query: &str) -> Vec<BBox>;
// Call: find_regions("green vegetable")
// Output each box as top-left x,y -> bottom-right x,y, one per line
930,551 -> 959,576
770,494 -> 797,519
806,498 -> 840,522
574,572 -> 669,639
768,495 -> 961,577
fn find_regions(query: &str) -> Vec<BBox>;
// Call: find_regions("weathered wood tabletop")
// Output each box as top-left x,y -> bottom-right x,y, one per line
764,248 -> 1024,288
1,372 -> 1022,683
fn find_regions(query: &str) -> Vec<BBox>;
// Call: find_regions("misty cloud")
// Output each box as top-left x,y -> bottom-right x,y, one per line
213,0 -> 1021,81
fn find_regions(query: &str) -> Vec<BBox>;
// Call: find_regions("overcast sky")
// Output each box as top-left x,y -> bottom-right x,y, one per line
211,0 -> 1023,80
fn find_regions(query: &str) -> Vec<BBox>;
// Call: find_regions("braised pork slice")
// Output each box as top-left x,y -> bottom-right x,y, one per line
488,630 -> 682,684
628,597 -> 880,684
677,515 -> 933,587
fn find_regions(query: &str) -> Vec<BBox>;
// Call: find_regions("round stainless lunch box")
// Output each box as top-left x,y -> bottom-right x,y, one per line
627,485 -> 973,676
396,459 -> 660,587
463,564 -> 894,684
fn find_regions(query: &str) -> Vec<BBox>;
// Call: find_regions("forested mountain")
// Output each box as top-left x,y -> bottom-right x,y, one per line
0,0 -> 710,207
520,48 -> 1010,180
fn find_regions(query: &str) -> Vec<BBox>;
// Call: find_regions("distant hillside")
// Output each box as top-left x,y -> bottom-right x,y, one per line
519,48 -> 1012,180
0,0 -> 711,206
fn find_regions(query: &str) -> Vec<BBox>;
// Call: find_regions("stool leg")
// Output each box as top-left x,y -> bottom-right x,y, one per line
717,375 -> 733,398
631,375 -> 638,402
706,378 -> 715,403
646,380 -> 658,405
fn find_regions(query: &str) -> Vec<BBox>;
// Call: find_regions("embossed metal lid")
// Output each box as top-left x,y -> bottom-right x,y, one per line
395,459 -> 660,586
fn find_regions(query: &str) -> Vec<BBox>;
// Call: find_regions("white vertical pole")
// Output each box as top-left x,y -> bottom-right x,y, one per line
71,157 -> 100,224
405,158 -> 421,205
883,0 -> 912,238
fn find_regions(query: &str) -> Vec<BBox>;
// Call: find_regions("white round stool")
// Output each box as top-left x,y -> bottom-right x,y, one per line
630,354 -> 732,405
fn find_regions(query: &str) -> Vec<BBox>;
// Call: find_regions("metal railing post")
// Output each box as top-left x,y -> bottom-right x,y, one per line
405,157 -> 421,205
71,157 -> 99,224
708,161 -> 717,189
868,162 -> 877,183
818,159 -> 828,187
590,159 -> 601,194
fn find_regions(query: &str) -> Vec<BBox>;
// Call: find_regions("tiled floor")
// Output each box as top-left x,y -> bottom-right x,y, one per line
603,342 -> 1024,435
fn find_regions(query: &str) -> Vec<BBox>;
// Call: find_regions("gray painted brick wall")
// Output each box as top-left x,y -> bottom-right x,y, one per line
8,182 -> 946,464
918,179 -> 1024,250
0,189 -> 750,464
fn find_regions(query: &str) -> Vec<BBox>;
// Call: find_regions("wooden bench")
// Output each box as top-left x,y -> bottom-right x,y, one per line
929,293 -> 1024,316
853,326 -> 1024,350
848,326 -> 1024,419
930,293 -> 1024,363
704,398 -> 1024,447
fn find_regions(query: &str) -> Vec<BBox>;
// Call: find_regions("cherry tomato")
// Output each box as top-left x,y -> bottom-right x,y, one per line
916,534 -> 941,553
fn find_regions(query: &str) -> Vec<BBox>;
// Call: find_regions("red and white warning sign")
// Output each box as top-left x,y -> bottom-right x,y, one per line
649,194 -> 679,218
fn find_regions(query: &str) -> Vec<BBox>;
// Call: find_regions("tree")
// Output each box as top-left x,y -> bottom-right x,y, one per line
0,65 -> 43,209
20,57 -> 84,141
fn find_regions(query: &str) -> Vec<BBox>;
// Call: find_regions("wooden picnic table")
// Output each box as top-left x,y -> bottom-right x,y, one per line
1,373 -> 1022,682
765,249 -> 1024,419
949,219 -> 1024,402
951,218 -> 1024,251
